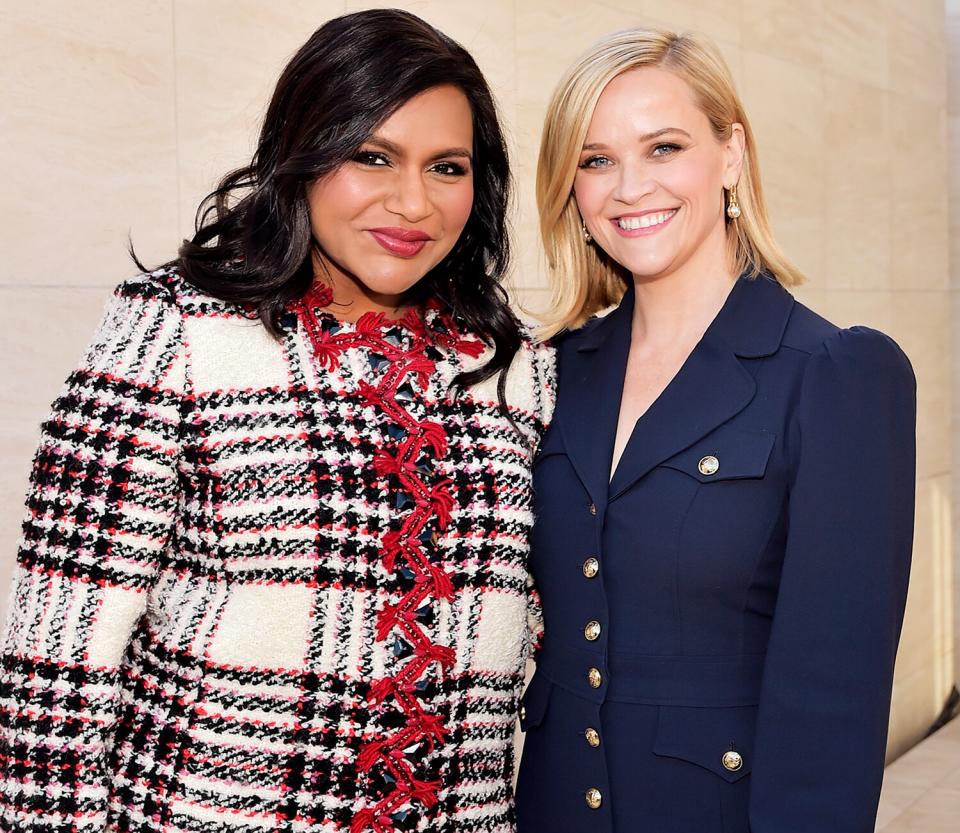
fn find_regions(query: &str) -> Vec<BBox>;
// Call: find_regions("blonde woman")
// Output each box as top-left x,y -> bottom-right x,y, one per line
516,27 -> 915,833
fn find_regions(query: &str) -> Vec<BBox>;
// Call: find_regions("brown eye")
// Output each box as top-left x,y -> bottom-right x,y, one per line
431,161 -> 469,177
353,151 -> 390,166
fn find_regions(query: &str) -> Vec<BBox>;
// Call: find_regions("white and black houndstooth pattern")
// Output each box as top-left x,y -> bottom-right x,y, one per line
0,268 -> 555,833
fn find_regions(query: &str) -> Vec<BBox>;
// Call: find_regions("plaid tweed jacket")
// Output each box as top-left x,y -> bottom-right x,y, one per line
0,268 -> 555,833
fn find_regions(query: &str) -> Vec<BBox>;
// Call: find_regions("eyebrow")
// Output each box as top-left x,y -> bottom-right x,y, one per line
365,136 -> 473,162
582,127 -> 692,151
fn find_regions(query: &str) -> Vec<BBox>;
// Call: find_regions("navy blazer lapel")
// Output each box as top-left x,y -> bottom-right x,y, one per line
607,274 -> 795,501
556,285 -> 634,512
608,337 -> 754,499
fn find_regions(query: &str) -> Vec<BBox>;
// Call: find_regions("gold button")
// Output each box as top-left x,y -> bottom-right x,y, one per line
584,620 -> 601,641
585,787 -> 603,809
584,727 -> 601,748
587,667 -> 602,688
582,558 -> 599,578
519,704 -> 526,721
588,502 -> 597,516
722,750 -> 743,772
698,455 -> 719,476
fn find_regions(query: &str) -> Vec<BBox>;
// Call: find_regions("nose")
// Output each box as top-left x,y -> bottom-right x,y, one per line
611,161 -> 656,206
384,168 -> 432,223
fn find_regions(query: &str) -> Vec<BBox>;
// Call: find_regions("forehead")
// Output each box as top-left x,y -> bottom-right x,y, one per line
586,66 -> 708,138
376,84 -> 473,146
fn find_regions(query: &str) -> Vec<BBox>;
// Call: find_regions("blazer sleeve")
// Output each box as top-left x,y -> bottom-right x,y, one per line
0,277 -> 186,831
748,326 -> 916,833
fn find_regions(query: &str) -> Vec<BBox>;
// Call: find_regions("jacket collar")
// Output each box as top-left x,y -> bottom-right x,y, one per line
556,273 -> 795,508
575,272 -> 794,359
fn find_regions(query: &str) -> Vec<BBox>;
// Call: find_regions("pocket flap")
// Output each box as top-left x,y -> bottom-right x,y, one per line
660,429 -> 775,483
519,671 -> 553,732
653,705 -> 756,783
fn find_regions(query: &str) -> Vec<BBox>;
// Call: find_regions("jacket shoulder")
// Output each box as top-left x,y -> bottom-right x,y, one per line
552,311 -> 613,355
117,266 -> 257,320
780,300 -> 840,354
113,266 -> 181,307
783,300 -> 914,388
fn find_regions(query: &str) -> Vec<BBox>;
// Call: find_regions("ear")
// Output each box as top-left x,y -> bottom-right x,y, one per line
723,123 -> 746,188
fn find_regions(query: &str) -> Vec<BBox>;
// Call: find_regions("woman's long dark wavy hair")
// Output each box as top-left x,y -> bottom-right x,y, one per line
136,8 -> 520,394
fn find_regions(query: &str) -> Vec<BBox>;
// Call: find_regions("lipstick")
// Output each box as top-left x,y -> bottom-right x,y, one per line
368,227 -> 432,258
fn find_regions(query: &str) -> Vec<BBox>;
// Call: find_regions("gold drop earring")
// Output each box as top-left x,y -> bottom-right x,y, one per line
726,185 -> 741,219
581,220 -> 593,243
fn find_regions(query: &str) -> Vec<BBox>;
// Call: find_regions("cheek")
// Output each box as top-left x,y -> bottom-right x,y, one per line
437,180 -> 474,232
308,170 -> 375,232
573,174 -> 606,215
663,155 -> 723,209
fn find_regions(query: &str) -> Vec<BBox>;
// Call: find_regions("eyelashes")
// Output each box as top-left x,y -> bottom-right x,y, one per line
353,151 -> 391,167
578,155 -> 612,170
651,142 -> 682,157
577,143 -> 684,169
431,161 -> 469,176
352,150 -> 470,177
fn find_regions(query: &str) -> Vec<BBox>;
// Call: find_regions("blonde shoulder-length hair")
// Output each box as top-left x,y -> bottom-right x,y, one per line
536,27 -> 804,338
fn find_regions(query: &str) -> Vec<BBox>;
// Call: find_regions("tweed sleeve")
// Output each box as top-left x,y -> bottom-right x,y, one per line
0,276 -> 185,832
524,337 -> 555,661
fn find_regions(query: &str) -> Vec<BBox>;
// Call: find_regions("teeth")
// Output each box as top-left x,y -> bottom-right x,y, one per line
617,210 -> 676,230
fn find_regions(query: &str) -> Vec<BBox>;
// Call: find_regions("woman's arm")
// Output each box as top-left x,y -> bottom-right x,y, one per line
524,335 -> 555,662
748,327 -> 916,833
0,275 -> 185,832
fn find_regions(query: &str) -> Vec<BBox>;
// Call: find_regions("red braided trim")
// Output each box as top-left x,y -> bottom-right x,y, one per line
294,287 -> 481,830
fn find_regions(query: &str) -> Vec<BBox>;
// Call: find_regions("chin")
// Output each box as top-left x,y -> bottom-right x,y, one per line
609,250 -> 678,281
359,268 -> 431,299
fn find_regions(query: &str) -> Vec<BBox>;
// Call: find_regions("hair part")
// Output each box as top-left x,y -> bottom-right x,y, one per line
133,8 -> 520,395
535,26 -> 804,339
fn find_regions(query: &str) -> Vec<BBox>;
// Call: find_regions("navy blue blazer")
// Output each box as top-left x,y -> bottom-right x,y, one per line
515,275 -> 916,833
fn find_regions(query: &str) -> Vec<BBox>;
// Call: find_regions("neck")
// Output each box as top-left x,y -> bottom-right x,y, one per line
312,252 -> 410,323
630,228 -> 738,348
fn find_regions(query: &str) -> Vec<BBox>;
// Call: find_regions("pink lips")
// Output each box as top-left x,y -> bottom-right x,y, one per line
368,227 -> 433,257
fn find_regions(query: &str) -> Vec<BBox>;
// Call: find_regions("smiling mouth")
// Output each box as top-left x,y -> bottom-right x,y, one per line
368,228 -> 432,258
614,209 -> 678,231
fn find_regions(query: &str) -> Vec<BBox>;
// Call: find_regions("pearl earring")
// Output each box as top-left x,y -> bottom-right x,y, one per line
726,185 -> 741,219
581,220 -> 593,243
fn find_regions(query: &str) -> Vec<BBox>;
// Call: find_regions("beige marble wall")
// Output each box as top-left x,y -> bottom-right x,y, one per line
1,0 -> 952,762
948,0 -> 960,730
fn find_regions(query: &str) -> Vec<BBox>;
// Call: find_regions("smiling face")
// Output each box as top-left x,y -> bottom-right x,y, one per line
573,66 -> 744,284
307,84 -> 475,314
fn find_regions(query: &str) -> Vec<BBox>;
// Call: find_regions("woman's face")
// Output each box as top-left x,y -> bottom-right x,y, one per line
308,84 -> 475,305
573,67 -> 744,283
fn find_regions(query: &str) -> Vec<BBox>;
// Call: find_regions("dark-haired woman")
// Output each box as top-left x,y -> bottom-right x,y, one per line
0,10 -> 553,833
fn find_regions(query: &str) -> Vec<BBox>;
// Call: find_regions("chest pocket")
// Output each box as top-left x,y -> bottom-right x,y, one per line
659,428 -> 775,483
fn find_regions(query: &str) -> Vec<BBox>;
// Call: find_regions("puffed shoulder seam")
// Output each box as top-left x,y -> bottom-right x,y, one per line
783,326 -> 916,493
813,326 -> 916,390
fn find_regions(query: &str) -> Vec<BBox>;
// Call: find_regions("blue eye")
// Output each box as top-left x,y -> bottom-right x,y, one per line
652,143 -> 682,157
579,155 -> 612,169
354,151 -> 390,166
